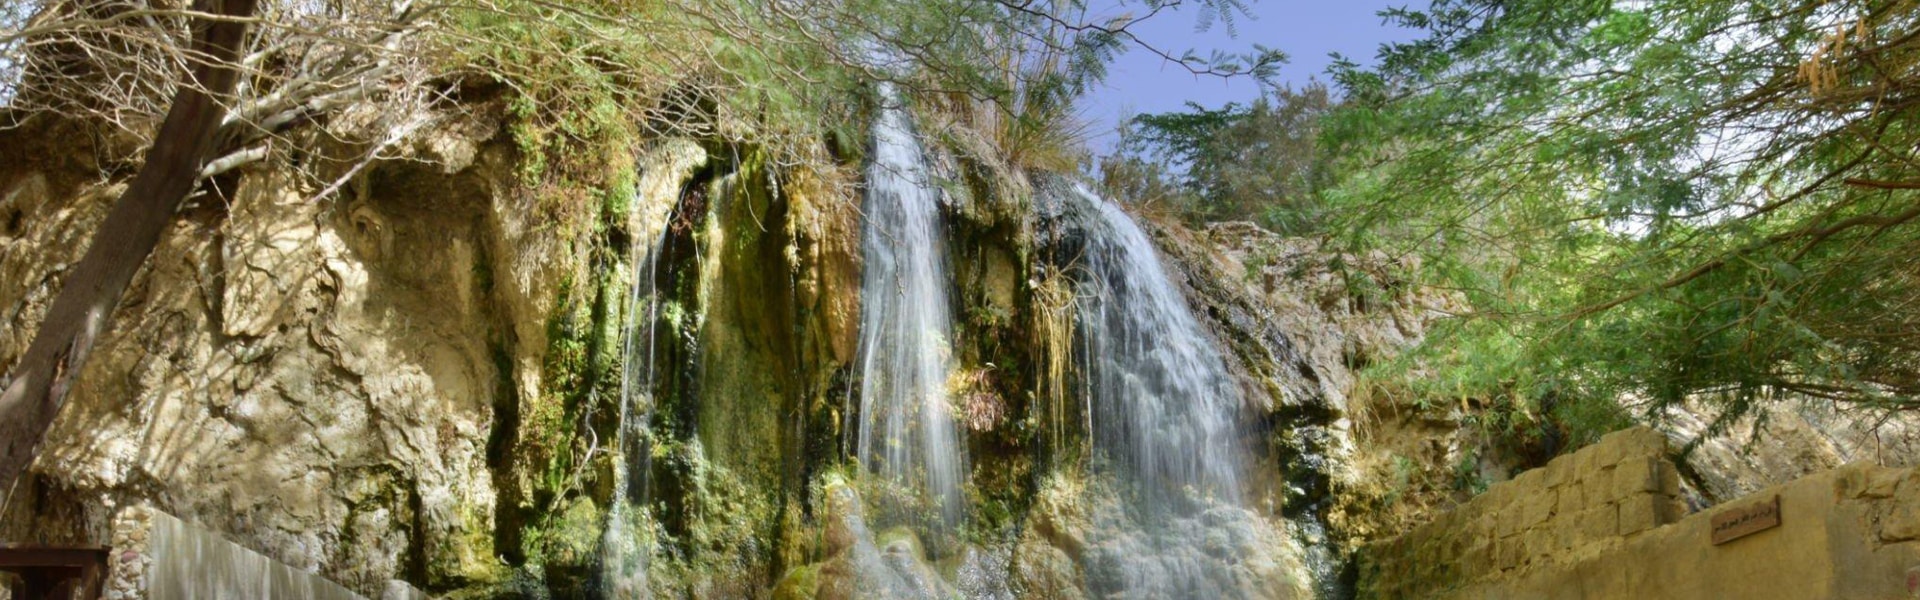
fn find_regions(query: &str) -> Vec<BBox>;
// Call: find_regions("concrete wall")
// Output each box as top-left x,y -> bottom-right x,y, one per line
1359,427 -> 1920,599
104,505 -> 431,600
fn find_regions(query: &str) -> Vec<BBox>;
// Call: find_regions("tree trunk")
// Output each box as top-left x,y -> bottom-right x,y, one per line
0,0 -> 259,507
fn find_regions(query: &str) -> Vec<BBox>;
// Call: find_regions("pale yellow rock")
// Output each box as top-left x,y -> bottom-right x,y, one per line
1578,504 -> 1617,543
1544,454 -> 1573,488
1657,459 -> 1682,497
2,106 -> 547,594
1519,489 -> 1555,528
1558,477 -> 1588,513
1611,456 -> 1662,500
1617,492 -> 1661,536
1883,497 -> 1920,543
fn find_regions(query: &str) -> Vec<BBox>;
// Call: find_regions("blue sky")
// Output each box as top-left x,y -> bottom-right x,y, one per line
1079,0 -> 1421,149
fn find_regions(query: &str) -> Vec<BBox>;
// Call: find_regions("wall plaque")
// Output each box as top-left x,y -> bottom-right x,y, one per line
1710,494 -> 1780,545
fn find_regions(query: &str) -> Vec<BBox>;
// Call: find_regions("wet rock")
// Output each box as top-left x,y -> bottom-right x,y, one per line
1012,475 -> 1312,600
940,543 -> 1015,600
775,481 -> 961,600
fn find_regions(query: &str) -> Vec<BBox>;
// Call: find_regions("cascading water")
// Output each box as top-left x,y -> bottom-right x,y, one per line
854,81 -> 965,523
1057,181 -> 1245,511
600,200 -> 678,597
1034,179 -> 1316,598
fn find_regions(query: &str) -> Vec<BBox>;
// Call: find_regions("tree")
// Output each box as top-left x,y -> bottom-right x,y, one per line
1102,82 -> 1334,232
1322,0 -> 1920,432
0,0 -> 259,504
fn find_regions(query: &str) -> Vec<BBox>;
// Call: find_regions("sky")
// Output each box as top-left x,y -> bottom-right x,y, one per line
1078,0 -> 1422,150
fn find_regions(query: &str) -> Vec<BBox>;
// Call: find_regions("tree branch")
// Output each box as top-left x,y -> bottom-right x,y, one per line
0,0 -> 259,507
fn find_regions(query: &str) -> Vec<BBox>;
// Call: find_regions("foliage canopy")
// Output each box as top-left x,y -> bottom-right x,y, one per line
1317,0 -> 1920,433
1102,0 -> 1920,442
1102,82 -> 1333,232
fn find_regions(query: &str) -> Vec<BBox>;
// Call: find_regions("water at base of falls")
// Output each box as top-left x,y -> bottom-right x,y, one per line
854,82 -> 965,525
1049,180 -> 1247,514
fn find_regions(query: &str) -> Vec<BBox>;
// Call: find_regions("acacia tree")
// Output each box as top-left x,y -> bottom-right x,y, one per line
1323,0 -> 1920,436
1103,82 -> 1334,231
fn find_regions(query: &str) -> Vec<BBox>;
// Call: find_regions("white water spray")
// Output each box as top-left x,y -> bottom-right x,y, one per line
855,82 -> 965,523
1058,181 -> 1245,511
600,223 -> 669,597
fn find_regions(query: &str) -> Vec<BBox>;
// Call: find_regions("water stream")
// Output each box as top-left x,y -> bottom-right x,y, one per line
600,205 -> 676,597
854,82 -> 965,524
1033,179 -> 1320,598
1056,181 -> 1247,512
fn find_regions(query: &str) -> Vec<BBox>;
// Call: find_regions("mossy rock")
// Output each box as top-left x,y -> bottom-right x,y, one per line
771,563 -> 824,600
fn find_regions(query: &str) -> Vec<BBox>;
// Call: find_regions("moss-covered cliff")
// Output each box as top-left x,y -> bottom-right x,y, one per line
5,58 -> 1912,600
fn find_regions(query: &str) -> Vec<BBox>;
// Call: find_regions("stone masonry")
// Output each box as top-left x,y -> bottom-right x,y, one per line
1360,426 -> 1920,599
1358,427 -> 1688,598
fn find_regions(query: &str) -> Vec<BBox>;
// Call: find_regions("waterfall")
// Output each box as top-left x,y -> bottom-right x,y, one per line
854,81 -> 965,523
1054,181 -> 1245,511
600,203 -> 676,597
1025,180 -> 1315,599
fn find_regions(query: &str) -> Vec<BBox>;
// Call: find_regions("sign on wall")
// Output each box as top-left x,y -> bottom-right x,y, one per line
1710,494 -> 1781,545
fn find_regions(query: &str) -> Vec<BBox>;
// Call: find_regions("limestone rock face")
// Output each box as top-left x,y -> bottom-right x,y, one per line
0,108 -> 602,595
1156,220 -> 1448,421
1143,219 -> 1457,544
1664,400 -> 1920,506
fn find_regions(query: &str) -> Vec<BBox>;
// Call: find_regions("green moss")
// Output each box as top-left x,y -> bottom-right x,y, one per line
645,440 -> 782,595
658,299 -> 689,331
537,497 -> 607,567
875,527 -> 925,559
498,204 -> 642,586
936,152 -> 1044,550
776,499 -> 815,577
684,151 -> 798,523
452,504 -> 506,586
603,167 -> 638,226
771,564 -> 822,600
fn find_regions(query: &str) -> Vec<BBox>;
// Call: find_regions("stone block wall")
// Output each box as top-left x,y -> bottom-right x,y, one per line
1361,427 -> 1920,599
1359,427 -> 1689,598
1838,462 -> 1920,547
